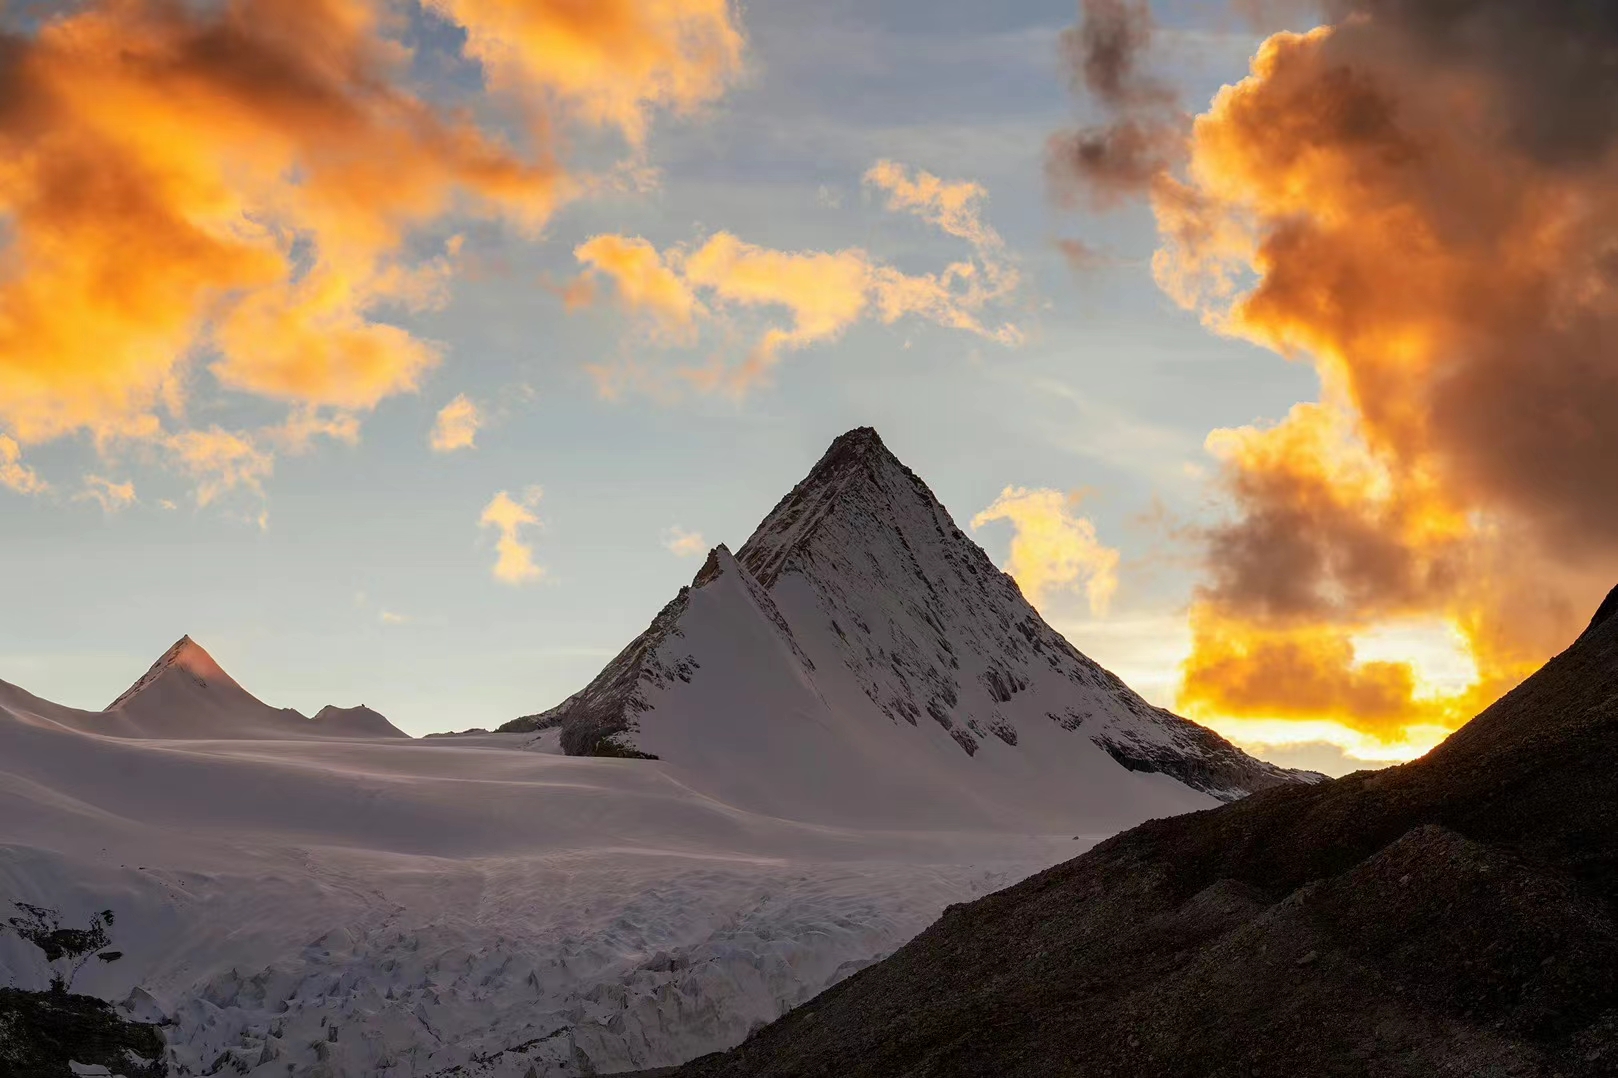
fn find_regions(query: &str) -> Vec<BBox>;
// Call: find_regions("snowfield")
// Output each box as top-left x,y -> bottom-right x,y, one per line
0,685 -> 1083,1076
0,429 -> 1307,1075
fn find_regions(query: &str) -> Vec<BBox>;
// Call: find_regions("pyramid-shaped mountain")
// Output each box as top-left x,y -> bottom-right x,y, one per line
81,635 -> 408,740
509,429 -> 1312,829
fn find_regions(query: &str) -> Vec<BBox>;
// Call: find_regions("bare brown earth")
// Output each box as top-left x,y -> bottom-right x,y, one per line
634,586 -> 1618,1078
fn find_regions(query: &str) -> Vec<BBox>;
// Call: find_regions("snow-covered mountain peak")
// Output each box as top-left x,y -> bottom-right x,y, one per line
736,427 -> 916,589
106,635 -> 238,710
515,429 -> 1315,821
82,637 -> 411,739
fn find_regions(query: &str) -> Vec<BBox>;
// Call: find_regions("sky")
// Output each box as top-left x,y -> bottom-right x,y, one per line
2,0 -> 1615,777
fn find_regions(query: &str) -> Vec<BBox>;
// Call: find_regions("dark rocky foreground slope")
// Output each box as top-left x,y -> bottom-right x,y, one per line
638,586 -> 1618,1078
0,988 -> 166,1077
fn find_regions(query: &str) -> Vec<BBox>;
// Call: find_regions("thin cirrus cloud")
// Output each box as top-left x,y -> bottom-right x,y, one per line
480,488 -> 546,585
662,526 -> 708,558
430,395 -> 484,453
0,0 -> 745,502
971,487 -> 1121,618
569,160 -> 1024,396
1052,0 -> 1618,760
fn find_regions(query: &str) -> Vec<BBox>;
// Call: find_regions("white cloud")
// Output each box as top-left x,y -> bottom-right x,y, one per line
661,526 -> 708,558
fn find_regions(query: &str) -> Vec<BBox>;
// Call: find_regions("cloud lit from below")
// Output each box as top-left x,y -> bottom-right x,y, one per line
1043,0 -> 1618,753
0,0 -> 747,501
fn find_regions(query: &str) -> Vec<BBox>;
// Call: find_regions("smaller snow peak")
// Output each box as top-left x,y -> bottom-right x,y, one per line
311,704 -> 409,738
105,634 -> 233,710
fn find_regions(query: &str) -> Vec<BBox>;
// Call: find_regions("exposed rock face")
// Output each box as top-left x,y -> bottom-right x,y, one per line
648,581 -> 1618,1078
0,987 -> 166,1078
511,428 -> 1311,802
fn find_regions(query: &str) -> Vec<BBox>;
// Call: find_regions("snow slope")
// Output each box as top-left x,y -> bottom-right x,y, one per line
0,652 -> 1073,1076
0,432 -> 1309,1076
517,429 -> 1315,825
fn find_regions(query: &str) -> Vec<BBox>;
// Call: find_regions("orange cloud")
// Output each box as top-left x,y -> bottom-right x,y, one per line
1118,5 -> 1618,754
76,475 -> 138,514
0,0 -> 746,495
864,160 -> 1000,253
430,394 -> 484,453
166,427 -> 275,508
571,162 -> 1024,394
423,0 -> 745,146
574,234 -> 703,339
0,434 -> 48,495
265,407 -> 362,454
480,487 -> 545,584
971,487 -> 1121,616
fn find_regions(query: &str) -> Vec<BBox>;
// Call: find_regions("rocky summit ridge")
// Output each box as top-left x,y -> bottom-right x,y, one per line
508,428 -> 1313,803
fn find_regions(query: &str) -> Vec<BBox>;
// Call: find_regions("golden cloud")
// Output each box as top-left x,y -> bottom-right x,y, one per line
574,234 -> 704,340
423,0 -> 745,146
480,487 -> 545,585
1116,5 -> 1618,756
166,427 -> 276,508
971,487 -> 1121,617
864,160 -> 1001,254
570,161 -> 1023,394
0,434 -> 47,496
430,394 -> 484,453
76,475 -> 139,514
0,0 -> 745,493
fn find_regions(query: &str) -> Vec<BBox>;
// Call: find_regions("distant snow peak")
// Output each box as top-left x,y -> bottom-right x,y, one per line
516,427 -> 1316,819
94,636 -> 409,740
105,635 -> 234,710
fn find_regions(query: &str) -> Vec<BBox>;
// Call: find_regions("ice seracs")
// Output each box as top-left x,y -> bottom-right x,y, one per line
510,427 -> 1316,829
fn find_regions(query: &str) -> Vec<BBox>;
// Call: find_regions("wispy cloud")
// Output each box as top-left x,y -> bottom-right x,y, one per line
76,475 -> 137,514
0,434 -> 47,495
662,526 -> 708,557
570,160 -> 1024,396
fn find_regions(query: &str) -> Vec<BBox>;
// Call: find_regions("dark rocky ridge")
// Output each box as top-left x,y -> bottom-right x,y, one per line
0,988 -> 166,1077
509,428 -> 1313,800
642,582 -> 1618,1078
